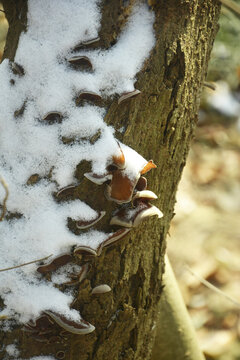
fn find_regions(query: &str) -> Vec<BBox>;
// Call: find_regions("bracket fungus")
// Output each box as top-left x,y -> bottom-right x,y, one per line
110,190 -> 163,228
44,310 -> 95,335
75,210 -> 106,229
68,55 -> 93,71
118,89 -> 141,105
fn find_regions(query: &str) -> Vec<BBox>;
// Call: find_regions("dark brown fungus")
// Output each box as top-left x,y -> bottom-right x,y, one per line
68,56 -> 93,71
23,314 -> 54,335
42,111 -> 63,124
110,194 -> 163,228
37,254 -> 73,274
14,101 -> 26,118
75,91 -> 102,107
76,210 -> 105,229
10,62 -> 25,76
118,89 -> 141,104
26,173 -> 40,186
135,176 -> 147,191
97,228 -> 131,255
56,351 -> 65,360
44,310 -> 95,334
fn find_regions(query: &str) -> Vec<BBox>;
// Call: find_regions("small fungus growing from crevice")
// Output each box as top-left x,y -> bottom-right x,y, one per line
118,89 -> 141,104
92,284 -> 111,294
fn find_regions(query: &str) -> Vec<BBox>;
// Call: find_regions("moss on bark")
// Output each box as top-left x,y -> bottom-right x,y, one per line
0,1 -> 220,359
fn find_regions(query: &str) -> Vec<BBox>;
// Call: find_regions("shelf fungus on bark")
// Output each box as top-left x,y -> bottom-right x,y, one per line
73,37 -> 100,51
44,310 -> 95,334
118,89 -> 141,105
75,91 -> 102,106
68,56 -> 93,71
42,111 -> 63,124
37,254 -> 73,274
105,160 -> 157,204
74,228 -> 131,257
91,284 -> 111,294
75,210 -> 106,229
110,190 -> 163,228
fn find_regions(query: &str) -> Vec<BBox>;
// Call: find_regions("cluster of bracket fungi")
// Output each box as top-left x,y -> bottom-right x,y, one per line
13,36 -> 163,341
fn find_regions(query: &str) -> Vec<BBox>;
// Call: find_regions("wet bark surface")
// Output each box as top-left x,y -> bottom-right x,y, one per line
0,1 -> 220,359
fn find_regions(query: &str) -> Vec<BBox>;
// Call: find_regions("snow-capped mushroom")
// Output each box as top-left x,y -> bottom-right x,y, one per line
68,56 -> 93,71
105,170 -> 138,204
37,254 -> 73,274
42,111 -> 63,124
44,310 -> 95,335
75,91 -> 102,106
92,284 -> 111,294
118,89 -> 141,104
76,211 -> 106,229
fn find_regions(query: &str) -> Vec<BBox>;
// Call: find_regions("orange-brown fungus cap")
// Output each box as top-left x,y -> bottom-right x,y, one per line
109,170 -> 134,202
140,160 -> 157,175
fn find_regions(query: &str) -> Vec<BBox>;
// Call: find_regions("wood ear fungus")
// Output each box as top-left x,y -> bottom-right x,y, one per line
118,89 -> 141,104
43,111 -> 63,124
75,91 -> 102,106
44,310 -> 95,335
68,56 -> 93,71
76,211 -> 105,229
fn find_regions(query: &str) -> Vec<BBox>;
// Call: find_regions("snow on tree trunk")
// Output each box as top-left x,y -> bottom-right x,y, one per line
0,0 -> 220,359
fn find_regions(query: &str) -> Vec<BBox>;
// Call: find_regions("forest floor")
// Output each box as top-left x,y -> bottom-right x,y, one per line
168,110 -> 240,360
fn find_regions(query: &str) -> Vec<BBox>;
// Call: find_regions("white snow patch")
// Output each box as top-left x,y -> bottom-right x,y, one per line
0,0 -> 155,329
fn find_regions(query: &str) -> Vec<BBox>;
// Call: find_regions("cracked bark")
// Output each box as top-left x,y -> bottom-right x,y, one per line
0,1 -> 220,359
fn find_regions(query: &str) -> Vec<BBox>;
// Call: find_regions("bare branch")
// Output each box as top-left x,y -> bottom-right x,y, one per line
0,254 -> 53,272
186,265 -> 240,308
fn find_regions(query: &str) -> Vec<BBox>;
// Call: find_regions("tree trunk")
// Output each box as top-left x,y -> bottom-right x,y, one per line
0,1 -> 220,359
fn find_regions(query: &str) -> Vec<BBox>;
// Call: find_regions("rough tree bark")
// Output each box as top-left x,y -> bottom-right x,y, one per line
0,1 -> 220,359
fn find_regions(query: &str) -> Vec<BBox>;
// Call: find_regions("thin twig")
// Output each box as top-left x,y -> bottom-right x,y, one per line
0,176 -> 9,221
0,254 -> 53,272
185,265 -> 240,308
219,0 -> 240,17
